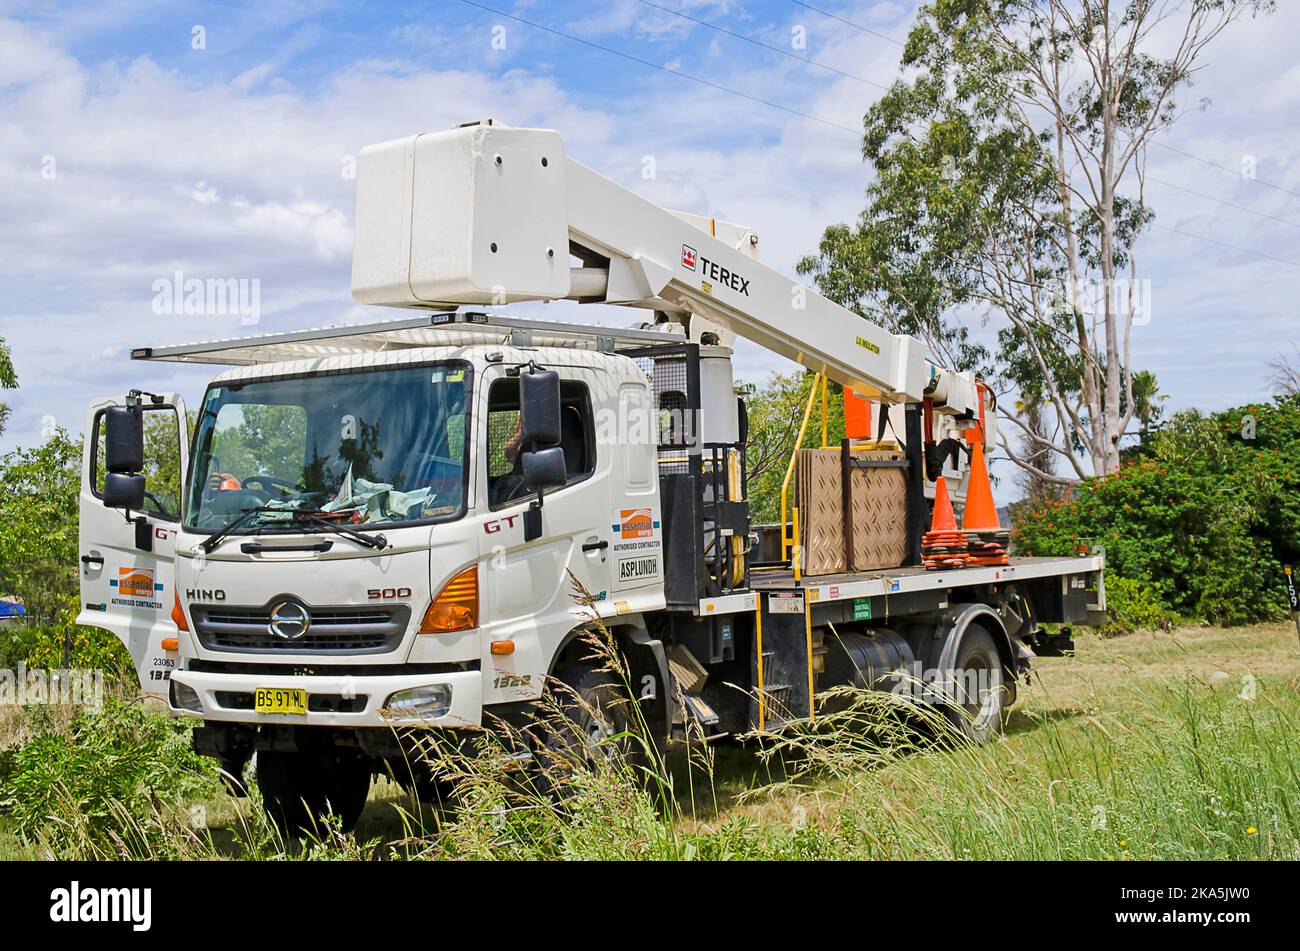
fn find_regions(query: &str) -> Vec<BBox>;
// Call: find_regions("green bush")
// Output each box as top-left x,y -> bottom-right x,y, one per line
0,432 -> 81,628
1100,574 -> 1178,635
18,618 -> 133,677
1013,396 -> 1298,626
0,699 -> 216,857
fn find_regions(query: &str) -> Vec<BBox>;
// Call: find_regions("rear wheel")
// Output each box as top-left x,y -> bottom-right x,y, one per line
256,749 -> 372,837
942,625 -> 1010,744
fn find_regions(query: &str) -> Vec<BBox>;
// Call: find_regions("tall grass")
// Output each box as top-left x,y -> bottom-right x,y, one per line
3,624 -> 1296,860
791,674 -> 1300,860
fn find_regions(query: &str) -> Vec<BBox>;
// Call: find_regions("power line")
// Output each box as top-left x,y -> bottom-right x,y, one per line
647,1 -> 1300,231
1147,175 -> 1300,230
1151,141 -> 1300,202
1153,222 -> 1300,268
636,0 -> 890,91
788,0 -> 906,46
458,0 -> 862,134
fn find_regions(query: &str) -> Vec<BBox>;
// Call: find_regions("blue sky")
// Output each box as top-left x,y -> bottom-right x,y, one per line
1,0 -> 1298,500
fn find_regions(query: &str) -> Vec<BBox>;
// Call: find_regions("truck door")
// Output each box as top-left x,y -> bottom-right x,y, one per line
480,367 -> 612,599
77,395 -> 188,697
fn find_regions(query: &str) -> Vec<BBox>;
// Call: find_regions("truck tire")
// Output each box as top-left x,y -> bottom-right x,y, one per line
531,663 -> 649,794
941,624 -> 1009,745
256,749 -> 372,837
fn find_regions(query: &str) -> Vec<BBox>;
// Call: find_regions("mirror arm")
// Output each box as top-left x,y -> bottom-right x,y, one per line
127,388 -> 166,407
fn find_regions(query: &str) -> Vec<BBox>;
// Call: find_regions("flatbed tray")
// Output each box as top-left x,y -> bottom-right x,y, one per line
693,554 -> 1103,617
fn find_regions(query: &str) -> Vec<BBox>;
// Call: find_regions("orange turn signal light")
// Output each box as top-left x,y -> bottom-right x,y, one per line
171,592 -> 189,632
490,640 -> 515,655
161,637 -> 179,652
419,565 -> 478,634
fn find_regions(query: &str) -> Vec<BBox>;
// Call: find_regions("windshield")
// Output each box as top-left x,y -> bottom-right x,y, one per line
185,362 -> 471,533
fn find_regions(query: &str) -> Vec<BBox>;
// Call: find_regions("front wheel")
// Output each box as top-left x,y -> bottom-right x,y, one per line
529,663 -> 650,795
256,749 -> 372,837
941,625 -> 1011,744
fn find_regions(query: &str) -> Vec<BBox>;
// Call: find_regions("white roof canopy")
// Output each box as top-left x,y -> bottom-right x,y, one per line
131,312 -> 684,367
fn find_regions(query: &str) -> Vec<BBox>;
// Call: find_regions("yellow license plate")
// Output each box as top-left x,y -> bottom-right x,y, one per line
254,687 -> 307,715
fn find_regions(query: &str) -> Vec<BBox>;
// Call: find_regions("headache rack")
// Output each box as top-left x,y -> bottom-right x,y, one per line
620,341 -> 750,611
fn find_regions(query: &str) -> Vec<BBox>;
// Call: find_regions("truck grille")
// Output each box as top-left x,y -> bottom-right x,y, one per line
191,603 -> 411,654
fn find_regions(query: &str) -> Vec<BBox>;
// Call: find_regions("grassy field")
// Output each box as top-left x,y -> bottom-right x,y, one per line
2,620 -> 1297,860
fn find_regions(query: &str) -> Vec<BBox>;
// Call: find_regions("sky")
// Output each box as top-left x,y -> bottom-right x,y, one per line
1,0 -> 1297,502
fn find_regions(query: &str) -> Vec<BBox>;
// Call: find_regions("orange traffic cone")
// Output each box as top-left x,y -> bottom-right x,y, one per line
962,442 -> 1010,565
923,476 -> 968,570
931,476 -> 958,532
961,443 -> 998,531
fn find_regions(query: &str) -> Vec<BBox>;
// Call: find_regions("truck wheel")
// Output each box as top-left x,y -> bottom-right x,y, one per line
532,663 -> 648,791
942,625 -> 1009,745
256,750 -> 372,837
412,773 -> 460,810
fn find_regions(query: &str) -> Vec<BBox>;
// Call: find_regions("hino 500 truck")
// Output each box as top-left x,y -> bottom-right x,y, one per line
78,120 -> 1105,830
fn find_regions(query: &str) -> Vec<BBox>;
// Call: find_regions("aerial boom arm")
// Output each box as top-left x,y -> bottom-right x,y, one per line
350,120 -> 984,423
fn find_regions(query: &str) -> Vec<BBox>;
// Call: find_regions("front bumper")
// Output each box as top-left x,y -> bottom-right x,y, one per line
169,668 -> 483,729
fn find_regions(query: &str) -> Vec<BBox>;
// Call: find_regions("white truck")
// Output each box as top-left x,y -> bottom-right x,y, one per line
78,120 -> 1105,831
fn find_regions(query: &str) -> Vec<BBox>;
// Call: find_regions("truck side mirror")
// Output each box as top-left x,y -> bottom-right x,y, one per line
517,368 -> 565,543
521,445 -> 567,491
102,405 -> 147,510
104,405 -> 144,473
103,472 -> 147,510
520,368 -> 560,446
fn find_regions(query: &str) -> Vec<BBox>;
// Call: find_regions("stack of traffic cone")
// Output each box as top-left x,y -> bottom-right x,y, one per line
962,442 -> 1010,566
922,477 -> 969,570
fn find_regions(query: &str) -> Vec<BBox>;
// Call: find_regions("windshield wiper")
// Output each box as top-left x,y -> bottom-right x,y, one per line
200,506 -> 389,554
293,511 -> 390,551
200,506 -> 280,554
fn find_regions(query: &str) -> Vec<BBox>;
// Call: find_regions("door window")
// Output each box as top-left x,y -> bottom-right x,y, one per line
486,377 -> 595,509
92,405 -> 183,521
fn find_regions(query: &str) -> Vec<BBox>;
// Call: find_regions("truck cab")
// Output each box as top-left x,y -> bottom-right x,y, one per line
79,331 -> 704,828
85,341 -> 674,689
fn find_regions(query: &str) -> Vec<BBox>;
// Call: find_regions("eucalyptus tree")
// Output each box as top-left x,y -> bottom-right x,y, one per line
799,0 -> 1272,480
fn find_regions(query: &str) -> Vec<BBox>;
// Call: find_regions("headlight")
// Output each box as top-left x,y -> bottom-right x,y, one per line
169,679 -> 202,713
384,684 -> 452,720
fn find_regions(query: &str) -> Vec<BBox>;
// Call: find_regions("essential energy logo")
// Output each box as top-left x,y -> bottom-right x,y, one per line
111,567 -> 164,610
50,882 -> 152,931
618,508 -> 655,540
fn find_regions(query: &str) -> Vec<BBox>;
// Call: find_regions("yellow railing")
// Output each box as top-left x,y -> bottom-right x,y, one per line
820,374 -> 829,449
780,372 -> 823,563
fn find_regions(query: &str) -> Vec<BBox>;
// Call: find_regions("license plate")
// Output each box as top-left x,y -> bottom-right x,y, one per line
254,687 -> 307,715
